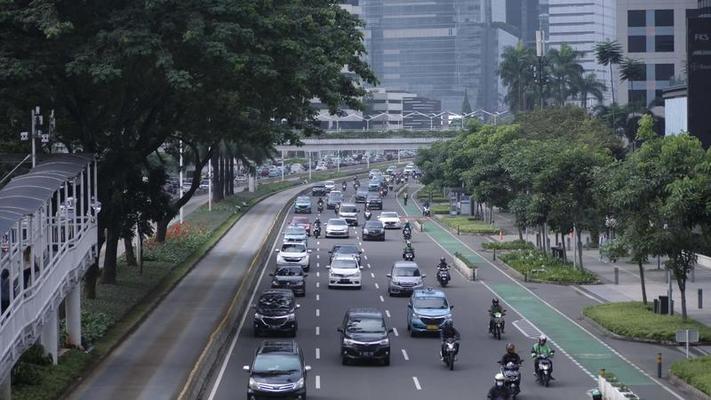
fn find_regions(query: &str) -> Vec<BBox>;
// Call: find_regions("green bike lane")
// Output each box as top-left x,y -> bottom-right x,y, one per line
398,190 -> 684,399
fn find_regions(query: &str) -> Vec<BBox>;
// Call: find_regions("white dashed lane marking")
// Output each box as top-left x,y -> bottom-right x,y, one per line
316,375 -> 321,390
412,377 -> 422,390
316,309 -> 320,317
401,349 -> 409,361
316,326 -> 320,336
385,310 -> 391,318
374,282 -> 379,289
315,348 -> 320,359
393,327 -> 399,336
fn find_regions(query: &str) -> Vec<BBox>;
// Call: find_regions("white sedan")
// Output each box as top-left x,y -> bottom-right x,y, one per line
378,212 -> 402,229
325,218 -> 350,238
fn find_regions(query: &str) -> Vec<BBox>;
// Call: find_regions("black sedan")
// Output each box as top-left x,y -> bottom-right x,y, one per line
270,264 -> 307,296
338,308 -> 392,366
362,220 -> 385,241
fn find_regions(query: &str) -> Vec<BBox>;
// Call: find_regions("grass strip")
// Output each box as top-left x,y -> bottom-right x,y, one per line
482,240 -> 534,251
671,356 -> 711,396
437,215 -> 499,234
500,249 -> 598,284
583,302 -> 711,342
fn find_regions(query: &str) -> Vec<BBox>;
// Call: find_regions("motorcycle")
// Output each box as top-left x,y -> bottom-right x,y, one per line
441,338 -> 458,370
403,249 -> 415,261
403,229 -> 412,240
317,203 -> 324,213
313,226 -> 321,238
499,361 -> 522,399
423,206 -> 431,217
534,353 -> 554,387
342,182 -> 347,192
364,210 -> 372,221
436,268 -> 451,287
490,312 -> 505,340
354,182 -> 360,190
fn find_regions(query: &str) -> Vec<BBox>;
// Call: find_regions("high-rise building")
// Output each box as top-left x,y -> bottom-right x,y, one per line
547,0 -> 616,105
615,0 -> 697,108
505,0 -> 541,47
700,0 -> 711,15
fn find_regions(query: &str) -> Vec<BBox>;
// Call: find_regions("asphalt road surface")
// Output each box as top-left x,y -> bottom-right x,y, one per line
206,186 -> 673,400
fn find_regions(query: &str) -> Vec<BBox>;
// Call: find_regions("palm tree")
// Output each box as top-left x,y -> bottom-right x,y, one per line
499,42 -> 537,112
619,58 -> 646,107
594,40 -> 623,104
575,73 -> 606,109
546,44 -> 584,106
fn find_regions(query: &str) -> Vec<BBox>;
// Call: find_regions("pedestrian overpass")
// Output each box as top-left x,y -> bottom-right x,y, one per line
274,137 -> 444,153
0,154 -> 98,398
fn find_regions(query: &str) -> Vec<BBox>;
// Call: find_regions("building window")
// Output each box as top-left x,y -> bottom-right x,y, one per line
628,10 -> 646,27
655,64 -> 675,81
654,10 -> 674,26
628,36 -> 646,52
628,90 -> 647,106
655,35 -> 674,52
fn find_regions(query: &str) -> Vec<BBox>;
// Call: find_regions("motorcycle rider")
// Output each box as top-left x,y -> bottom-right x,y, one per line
487,373 -> 510,400
402,221 -> 412,237
313,217 -> 322,238
402,240 -> 415,259
439,320 -> 460,360
531,335 -> 555,379
500,343 -> 522,366
488,298 -> 506,334
342,181 -> 347,191
436,256 -> 449,271
403,191 -> 409,205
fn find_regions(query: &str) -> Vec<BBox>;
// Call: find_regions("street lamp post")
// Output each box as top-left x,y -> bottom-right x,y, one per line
19,106 -> 54,167
179,140 -> 184,224
536,30 -> 545,110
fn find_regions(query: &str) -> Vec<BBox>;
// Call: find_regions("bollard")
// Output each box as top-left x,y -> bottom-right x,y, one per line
493,248 -> 497,261
614,267 -> 619,285
457,225 -> 460,235
524,272 -> 528,282
691,268 -> 696,283
699,288 -> 703,309
657,353 -> 662,378
420,222 -> 423,232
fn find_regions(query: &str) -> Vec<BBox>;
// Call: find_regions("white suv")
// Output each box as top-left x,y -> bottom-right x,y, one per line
327,255 -> 362,289
276,242 -> 311,271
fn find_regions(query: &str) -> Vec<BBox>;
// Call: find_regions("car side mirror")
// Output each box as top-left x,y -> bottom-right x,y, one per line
328,250 -> 332,253
422,274 -> 427,279
388,328 -> 394,334
359,266 -> 364,270
242,365 -> 250,372
450,305 -> 454,309
307,249 -> 312,253
275,249 -> 280,253
386,274 -> 391,278
407,304 -> 412,309
337,328 -> 343,333
325,265 -> 330,269
305,365 -> 312,372
359,250 -> 363,254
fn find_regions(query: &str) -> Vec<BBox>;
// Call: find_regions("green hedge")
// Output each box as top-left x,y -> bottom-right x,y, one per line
500,250 -> 598,284
431,204 -> 450,214
583,302 -> 711,342
671,356 -> 711,396
453,252 -> 478,269
438,215 -> 499,234
482,240 -> 534,251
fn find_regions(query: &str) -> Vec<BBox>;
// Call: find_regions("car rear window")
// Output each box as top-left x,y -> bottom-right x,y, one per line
394,266 -> 420,277
276,267 -> 303,276
281,244 -> 305,252
365,222 -> 383,228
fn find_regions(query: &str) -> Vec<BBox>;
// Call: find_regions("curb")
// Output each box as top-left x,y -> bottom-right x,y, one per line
451,253 -> 477,281
669,372 -> 711,400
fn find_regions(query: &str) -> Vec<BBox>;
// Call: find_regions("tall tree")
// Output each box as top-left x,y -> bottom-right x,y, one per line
594,40 -> 623,104
499,43 -> 537,112
546,44 -> 584,106
619,57 -> 646,106
576,73 -> 606,109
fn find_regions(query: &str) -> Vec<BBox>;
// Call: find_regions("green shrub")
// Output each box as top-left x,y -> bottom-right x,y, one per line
19,344 -> 53,366
439,215 -> 499,234
482,240 -> 534,251
500,250 -> 597,284
12,362 -> 43,386
583,302 -> 711,342
453,252 -> 477,269
82,311 -> 114,345
671,356 -> 711,395
431,204 -> 450,214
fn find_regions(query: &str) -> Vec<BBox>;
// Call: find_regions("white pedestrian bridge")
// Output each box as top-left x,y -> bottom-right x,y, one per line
274,137 -> 446,152
0,154 -> 98,398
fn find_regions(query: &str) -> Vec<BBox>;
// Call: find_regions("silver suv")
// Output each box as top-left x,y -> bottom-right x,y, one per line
387,261 -> 425,296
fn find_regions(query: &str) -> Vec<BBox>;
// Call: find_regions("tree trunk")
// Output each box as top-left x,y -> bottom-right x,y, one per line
576,229 -> 584,269
561,234 -> 568,261
609,63 -> 615,104
85,260 -> 99,299
518,227 -> 523,241
638,260 -> 648,305
101,228 -> 119,284
677,275 -> 688,320
228,157 -> 235,195
212,154 -> 224,202
124,236 -> 137,266
156,216 -> 169,243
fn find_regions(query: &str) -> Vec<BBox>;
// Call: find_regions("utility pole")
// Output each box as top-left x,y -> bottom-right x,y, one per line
536,30 -> 545,110
20,106 -> 53,167
179,140 -> 184,224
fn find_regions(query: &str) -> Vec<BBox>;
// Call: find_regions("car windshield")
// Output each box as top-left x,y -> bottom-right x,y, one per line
332,259 -> 358,269
367,196 -> 381,200
281,244 -> 305,252
258,293 -> 293,309
365,222 -> 382,228
394,266 -> 420,277
340,205 -> 357,212
333,245 -> 359,254
296,196 -> 310,203
381,212 -> 398,218
292,217 -> 308,224
275,267 -> 303,276
285,227 -> 305,235
329,219 -> 347,226
413,296 -> 448,309
346,316 -> 385,334
253,354 -> 302,374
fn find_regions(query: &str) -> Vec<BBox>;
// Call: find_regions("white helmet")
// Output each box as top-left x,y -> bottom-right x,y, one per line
538,335 -> 548,345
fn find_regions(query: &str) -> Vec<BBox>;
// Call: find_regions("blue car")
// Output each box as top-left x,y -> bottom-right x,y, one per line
406,288 -> 453,336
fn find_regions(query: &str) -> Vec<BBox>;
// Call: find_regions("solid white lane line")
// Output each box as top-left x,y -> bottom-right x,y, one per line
371,272 -> 375,278
379,295 -> 384,302
385,310 -> 391,318
315,348 -> 320,360
316,309 -> 320,317
316,326 -> 320,336
315,375 -> 321,390
572,286 -> 603,303
316,294 -> 320,301
401,349 -> 409,361
316,271 -> 320,277
374,282 -> 379,289
393,327 -> 399,336
412,377 -> 422,390
316,282 -> 320,288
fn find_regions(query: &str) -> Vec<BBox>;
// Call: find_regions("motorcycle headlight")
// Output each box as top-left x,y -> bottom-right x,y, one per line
363,229 -> 368,233
293,377 -> 305,390
248,377 -> 259,390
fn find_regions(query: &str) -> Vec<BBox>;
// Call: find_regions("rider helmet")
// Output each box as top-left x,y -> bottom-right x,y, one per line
506,343 -> 516,353
440,256 -> 446,263
494,373 -> 505,386
538,335 -> 547,345
492,298 -> 500,306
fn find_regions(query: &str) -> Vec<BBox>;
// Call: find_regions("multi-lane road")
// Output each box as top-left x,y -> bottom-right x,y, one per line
206,186 -> 684,400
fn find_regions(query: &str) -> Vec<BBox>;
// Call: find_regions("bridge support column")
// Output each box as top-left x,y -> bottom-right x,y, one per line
0,372 -> 10,400
40,308 -> 58,365
66,285 -> 82,348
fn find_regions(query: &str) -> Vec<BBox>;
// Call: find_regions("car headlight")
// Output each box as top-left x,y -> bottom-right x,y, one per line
377,338 -> 389,346
254,313 -> 262,319
293,377 -> 305,390
362,229 -> 368,233
248,377 -> 259,390
343,338 -> 356,346
286,313 -> 296,321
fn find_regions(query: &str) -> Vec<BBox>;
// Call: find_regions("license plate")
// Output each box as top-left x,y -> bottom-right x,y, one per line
361,352 -> 374,357
339,279 -> 351,284
426,324 -> 439,331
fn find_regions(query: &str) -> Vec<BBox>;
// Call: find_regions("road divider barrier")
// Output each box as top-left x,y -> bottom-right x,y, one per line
598,373 -> 641,400
452,252 -> 478,281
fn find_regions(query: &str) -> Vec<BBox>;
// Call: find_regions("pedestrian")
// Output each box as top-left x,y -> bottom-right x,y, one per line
403,191 -> 409,206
